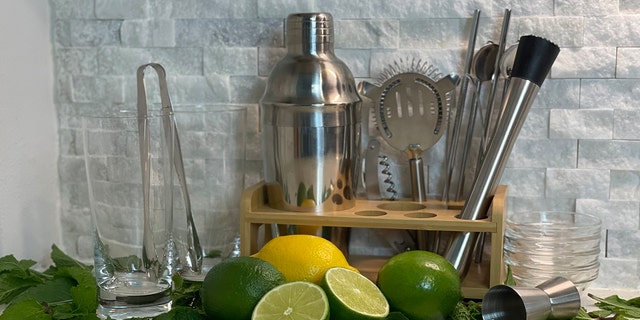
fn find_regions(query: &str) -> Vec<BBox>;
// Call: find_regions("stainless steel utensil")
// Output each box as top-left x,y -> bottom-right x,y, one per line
455,42 -> 499,201
482,277 -> 581,320
359,61 -> 458,252
359,61 -> 458,202
137,63 -> 203,275
497,43 -> 518,117
444,9 -> 481,203
444,35 -> 560,276
364,139 -> 383,199
481,9 -> 512,155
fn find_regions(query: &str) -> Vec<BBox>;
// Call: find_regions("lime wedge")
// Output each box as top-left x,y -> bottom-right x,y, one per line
252,281 -> 329,320
321,267 -> 390,320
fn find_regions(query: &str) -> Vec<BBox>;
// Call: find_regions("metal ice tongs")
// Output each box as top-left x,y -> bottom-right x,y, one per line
136,63 -> 203,273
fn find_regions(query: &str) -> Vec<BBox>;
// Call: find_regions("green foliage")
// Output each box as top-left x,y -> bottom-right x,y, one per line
5,246 -> 640,320
448,300 -> 482,320
0,245 -> 206,320
0,245 -> 98,320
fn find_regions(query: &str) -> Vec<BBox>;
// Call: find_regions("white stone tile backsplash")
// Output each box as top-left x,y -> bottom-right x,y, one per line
50,0 -> 640,290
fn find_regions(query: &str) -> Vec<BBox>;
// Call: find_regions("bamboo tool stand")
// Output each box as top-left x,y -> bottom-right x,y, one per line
240,181 -> 507,299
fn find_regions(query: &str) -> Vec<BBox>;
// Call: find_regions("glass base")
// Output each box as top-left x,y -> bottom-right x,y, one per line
97,300 -> 172,319
97,277 -> 172,319
179,257 -> 222,282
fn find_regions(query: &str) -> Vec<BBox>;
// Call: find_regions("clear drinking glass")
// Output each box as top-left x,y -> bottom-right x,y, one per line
83,111 -> 175,319
170,104 -> 248,281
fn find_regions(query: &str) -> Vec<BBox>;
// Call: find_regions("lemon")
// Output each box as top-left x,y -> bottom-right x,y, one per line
252,281 -> 329,320
377,250 -> 462,320
252,234 -> 358,284
321,267 -> 389,320
200,256 -> 286,320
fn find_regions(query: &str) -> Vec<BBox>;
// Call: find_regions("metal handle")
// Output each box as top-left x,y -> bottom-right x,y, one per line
406,145 -> 426,202
445,78 -> 541,276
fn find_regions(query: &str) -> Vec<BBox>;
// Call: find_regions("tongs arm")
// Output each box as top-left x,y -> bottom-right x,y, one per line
136,63 -> 203,273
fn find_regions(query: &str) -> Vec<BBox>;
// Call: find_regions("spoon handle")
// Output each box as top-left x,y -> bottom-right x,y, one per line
482,9 -> 511,155
443,9 -> 481,203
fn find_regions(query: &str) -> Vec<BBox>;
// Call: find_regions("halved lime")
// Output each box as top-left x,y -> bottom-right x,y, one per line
321,267 -> 390,320
251,281 -> 329,320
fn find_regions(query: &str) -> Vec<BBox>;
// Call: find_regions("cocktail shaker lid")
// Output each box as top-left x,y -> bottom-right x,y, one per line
286,12 -> 333,46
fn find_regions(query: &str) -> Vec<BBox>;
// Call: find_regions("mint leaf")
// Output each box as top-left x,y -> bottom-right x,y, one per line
504,265 -> 516,286
50,245 -> 91,271
154,306 -> 205,320
55,266 -> 98,314
571,308 -> 594,320
589,294 -> 640,318
50,303 -> 100,320
0,255 -> 50,304
0,299 -> 52,320
11,277 -> 75,305
0,263 -> 48,305
172,274 -> 202,309
448,300 -> 482,320
0,255 -> 37,275
627,296 -> 640,308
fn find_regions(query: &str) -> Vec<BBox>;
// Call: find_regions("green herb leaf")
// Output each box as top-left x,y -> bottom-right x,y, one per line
588,294 -> 640,319
50,245 -> 91,272
0,299 -> 52,320
55,267 -> 98,314
171,274 -> 202,310
571,308 -> 593,320
11,277 -> 75,305
0,255 -> 37,275
0,255 -> 48,305
504,265 -> 516,286
0,274 -> 42,305
154,306 -> 205,320
627,297 -> 640,308
448,300 -> 482,320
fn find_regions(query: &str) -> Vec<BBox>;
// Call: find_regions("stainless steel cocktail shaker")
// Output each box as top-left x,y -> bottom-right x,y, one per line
260,12 -> 361,212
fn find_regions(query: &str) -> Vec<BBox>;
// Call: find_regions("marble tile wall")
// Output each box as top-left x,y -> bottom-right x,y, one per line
50,0 -> 640,289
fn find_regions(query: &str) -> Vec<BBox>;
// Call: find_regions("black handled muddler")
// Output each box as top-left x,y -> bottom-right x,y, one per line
444,35 -> 560,276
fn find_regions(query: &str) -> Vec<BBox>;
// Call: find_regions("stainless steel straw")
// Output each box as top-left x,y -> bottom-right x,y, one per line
443,9 -> 481,203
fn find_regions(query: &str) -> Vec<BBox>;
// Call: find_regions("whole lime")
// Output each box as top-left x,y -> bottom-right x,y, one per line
200,256 -> 286,320
377,250 -> 462,320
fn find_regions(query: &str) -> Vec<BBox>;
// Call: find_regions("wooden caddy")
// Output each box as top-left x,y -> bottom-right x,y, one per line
240,181 -> 507,299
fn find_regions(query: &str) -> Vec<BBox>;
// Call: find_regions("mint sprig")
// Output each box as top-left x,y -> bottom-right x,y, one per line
0,245 -> 206,320
0,245 -> 98,320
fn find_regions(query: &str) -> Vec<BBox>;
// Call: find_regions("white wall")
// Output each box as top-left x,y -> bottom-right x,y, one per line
0,1 -> 60,263
44,0 -> 640,290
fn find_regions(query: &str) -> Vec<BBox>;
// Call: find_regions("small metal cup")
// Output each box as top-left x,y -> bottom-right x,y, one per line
482,277 -> 581,320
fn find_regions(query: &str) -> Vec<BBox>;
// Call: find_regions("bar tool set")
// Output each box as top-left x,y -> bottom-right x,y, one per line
242,9 -> 562,299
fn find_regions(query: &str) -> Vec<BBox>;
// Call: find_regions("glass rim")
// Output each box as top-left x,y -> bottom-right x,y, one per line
80,103 -> 250,120
506,211 -> 601,227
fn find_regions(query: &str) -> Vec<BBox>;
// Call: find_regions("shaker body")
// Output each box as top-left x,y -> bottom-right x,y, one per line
260,12 -> 361,212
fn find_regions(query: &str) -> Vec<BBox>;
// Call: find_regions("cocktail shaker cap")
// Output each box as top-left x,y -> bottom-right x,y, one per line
286,12 -> 333,47
260,12 -> 360,127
